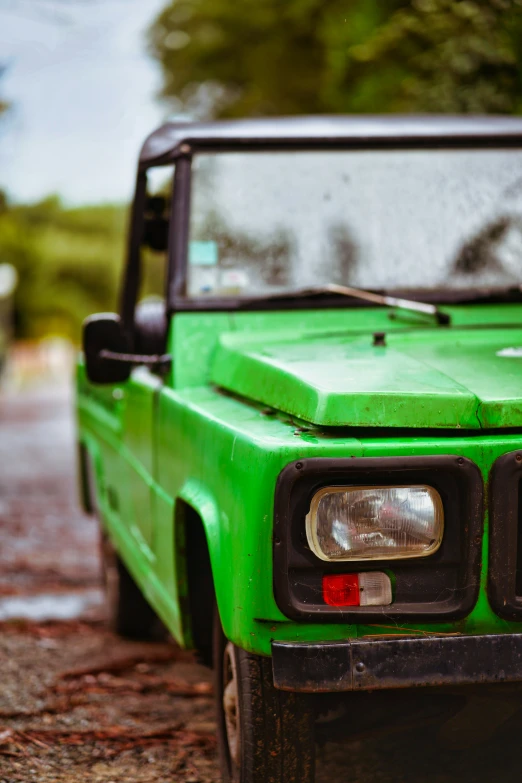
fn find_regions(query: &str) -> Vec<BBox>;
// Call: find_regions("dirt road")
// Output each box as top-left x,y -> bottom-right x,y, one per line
0,371 -> 219,782
2,362 -> 522,782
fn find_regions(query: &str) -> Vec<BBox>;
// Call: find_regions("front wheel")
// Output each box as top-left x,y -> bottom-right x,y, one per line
213,609 -> 315,783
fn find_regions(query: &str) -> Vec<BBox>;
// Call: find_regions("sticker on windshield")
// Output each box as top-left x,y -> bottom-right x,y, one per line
220,269 -> 249,291
189,240 -> 218,266
497,347 -> 522,357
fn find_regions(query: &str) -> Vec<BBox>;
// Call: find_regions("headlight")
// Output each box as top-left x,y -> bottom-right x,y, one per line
306,485 -> 444,561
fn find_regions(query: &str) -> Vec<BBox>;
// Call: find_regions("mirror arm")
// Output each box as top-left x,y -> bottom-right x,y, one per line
99,349 -> 172,372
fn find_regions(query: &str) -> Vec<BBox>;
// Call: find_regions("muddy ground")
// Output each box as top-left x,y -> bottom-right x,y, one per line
0,368 -> 218,782
0,620 -> 217,782
2,356 -> 522,782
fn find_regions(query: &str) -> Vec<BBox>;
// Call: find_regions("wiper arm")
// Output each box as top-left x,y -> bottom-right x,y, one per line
241,283 -> 451,325
326,284 -> 450,325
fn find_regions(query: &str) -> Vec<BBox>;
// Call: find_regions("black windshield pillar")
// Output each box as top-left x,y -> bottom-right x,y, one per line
120,170 -> 147,341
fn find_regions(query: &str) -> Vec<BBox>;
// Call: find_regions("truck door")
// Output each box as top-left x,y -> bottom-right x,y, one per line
120,165 -> 173,561
122,365 -> 162,555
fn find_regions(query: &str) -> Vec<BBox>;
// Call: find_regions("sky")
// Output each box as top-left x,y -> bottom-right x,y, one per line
0,0 -> 168,204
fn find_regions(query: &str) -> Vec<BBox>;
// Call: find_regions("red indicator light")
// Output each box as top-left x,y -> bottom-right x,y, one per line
323,573 -> 360,607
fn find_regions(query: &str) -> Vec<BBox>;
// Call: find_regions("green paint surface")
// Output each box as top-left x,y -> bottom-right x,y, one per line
77,303 -> 522,656
212,321 -> 522,429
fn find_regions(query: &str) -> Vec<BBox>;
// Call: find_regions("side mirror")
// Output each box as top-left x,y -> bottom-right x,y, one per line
83,313 -> 132,384
82,312 -> 172,384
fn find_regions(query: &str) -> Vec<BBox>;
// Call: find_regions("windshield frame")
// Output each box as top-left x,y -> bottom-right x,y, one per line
166,138 -> 522,314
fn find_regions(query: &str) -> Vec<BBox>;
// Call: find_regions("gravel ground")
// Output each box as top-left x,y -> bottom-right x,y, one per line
2,356 -> 522,782
0,363 -> 219,781
0,620 -> 218,782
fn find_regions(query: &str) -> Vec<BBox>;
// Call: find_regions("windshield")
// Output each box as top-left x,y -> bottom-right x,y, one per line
187,149 -> 522,300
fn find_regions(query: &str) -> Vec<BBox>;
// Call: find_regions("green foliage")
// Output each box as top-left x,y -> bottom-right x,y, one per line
349,0 -> 522,113
0,63 -> 10,117
0,193 -> 127,340
148,0 -> 522,117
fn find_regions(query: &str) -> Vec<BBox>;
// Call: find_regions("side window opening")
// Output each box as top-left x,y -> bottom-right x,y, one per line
134,164 -> 174,357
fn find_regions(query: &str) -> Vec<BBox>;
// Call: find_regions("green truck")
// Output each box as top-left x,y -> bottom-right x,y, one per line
78,116 -> 522,782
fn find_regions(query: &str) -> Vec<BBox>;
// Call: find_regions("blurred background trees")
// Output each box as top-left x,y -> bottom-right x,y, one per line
149,0 -> 522,117
0,194 -> 125,339
0,64 -> 9,117
3,0 -> 522,340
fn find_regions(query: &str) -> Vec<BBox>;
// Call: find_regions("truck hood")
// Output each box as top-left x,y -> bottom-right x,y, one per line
210,325 -> 522,429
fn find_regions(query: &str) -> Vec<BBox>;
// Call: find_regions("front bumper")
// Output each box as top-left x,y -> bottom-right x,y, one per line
272,634 -> 522,692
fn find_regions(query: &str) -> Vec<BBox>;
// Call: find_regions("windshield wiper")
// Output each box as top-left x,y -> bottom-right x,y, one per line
240,283 -> 451,325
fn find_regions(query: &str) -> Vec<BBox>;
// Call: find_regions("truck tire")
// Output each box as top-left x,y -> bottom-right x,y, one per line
100,530 -> 166,641
213,610 -> 315,783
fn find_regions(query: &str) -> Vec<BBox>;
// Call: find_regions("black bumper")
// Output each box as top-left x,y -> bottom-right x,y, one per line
272,634 -> 522,693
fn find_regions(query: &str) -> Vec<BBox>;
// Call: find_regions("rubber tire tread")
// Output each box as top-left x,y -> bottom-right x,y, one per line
214,613 -> 315,783
100,530 -> 166,641
238,650 -> 315,783
113,556 -> 166,641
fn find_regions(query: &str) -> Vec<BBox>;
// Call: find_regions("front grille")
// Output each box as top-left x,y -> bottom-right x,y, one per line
488,450 -> 522,619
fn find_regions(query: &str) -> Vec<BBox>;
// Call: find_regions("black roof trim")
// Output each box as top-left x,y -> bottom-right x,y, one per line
139,115 -> 522,167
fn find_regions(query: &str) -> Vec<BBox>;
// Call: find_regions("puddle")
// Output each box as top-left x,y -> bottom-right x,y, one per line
0,588 -> 104,622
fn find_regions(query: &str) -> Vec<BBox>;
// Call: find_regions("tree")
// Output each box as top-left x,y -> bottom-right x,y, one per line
0,64 -> 9,117
348,0 -> 522,114
148,0 -> 522,118
0,194 -> 126,339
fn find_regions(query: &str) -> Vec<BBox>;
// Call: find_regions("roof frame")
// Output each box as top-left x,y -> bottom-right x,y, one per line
139,115 -> 522,169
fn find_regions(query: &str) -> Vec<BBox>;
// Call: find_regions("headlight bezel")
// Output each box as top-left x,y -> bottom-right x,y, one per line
273,455 -> 483,624
305,483 -> 445,562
